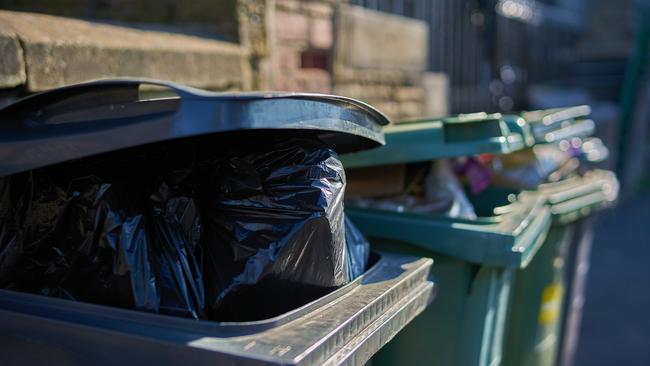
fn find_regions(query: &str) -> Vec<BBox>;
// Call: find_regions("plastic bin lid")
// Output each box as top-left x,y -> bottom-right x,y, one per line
502,114 -> 536,147
341,112 -> 526,168
520,105 -> 595,144
521,105 -> 591,126
0,78 -> 389,176
347,191 -> 552,268
539,169 -> 619,224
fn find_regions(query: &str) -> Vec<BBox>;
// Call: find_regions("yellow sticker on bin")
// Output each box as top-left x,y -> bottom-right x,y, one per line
538,283 -> 564,325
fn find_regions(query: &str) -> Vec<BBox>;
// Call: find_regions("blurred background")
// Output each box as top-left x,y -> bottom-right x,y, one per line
0,0 -> 648,364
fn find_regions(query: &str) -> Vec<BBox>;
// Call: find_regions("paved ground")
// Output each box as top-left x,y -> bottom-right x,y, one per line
575,190 -> 650,366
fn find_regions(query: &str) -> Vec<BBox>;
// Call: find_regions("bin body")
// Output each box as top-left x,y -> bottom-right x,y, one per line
369,239 -> 513,366
340,109 -> 616,366
557,218 -> 596,366
501,171 -> 617,366
503,225 -> 574,366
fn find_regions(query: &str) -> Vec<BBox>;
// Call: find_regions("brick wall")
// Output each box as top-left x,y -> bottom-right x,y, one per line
240,0 -> 434,121
1,0 -> 438,121
269,0 -> 333,93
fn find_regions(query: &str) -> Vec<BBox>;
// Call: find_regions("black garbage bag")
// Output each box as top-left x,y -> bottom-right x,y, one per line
0,166 -> 205,319
0,173 -> 160,311
0,134 -> 369,321
83,144 -> 206,319
200,136 -> 350,321
344,215 -> 370,280
149,169 -> 205,320
0,172 -> 73,295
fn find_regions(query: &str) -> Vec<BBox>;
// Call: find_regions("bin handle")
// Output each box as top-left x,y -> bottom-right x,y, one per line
0,78 -> 390,129
0,78 -> 225,129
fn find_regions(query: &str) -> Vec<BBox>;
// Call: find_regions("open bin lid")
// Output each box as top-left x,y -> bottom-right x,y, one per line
0,78 -> 390,176
538,169 -> 619,224
340,113 -> 526,168
502,114 -> 536,147
346,192 -> 552,269
520,105 -> 595,144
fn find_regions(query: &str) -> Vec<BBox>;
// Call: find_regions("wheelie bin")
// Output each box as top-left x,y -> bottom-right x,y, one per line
497,106 -> 618,366
0,79 -> 436,366
341,113 -> 553,366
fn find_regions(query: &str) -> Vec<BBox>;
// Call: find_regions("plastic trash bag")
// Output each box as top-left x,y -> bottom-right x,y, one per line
200,137 -> 350,321
348,160 -> 477,219
0,134 -> 368,322
0,173 -> 160,312
425,160 -> 477,219
488,144 -> 579,190
149,171 -> 205,320
344,215 -> 370,280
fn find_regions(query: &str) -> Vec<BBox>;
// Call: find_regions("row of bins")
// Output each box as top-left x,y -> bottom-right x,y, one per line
341,106 -> 618,366
0,79 -> 618,366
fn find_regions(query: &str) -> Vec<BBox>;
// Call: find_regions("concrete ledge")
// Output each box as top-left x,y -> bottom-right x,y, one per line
0,10 -> 245,91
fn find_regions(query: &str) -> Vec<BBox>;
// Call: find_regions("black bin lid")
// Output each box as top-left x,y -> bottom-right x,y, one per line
0,78 -> 389,176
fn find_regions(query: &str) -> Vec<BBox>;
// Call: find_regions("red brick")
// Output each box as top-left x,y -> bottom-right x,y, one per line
302,2 -> 333,18
309,17 -> 333,49
274,11 -> 308,43
274,46 -> 300,70
295,69 -> 332,93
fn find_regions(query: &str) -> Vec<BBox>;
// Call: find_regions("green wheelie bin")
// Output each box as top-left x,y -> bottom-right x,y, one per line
340,114 -> 552,366
495,107 -> 619,366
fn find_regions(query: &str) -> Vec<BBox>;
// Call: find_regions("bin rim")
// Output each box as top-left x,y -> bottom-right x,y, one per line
0,251 -> 434,365
341,114 -> 526,168
346,191 -> 552,268
539,170 -> 619,224
519,105 -> 595,144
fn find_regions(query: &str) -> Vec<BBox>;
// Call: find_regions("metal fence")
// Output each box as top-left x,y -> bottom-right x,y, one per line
350,0 -> 583,113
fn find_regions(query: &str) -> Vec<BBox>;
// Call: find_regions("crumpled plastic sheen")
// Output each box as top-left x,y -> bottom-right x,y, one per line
0,135 -> 369,322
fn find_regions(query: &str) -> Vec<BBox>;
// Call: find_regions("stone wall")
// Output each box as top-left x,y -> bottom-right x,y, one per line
0,1 -> 440,121
269,0 -> 334,93
240,0 -> 435,121
333,4 -> 429,120
0,0 -> 239,42
0,10 -> 245,99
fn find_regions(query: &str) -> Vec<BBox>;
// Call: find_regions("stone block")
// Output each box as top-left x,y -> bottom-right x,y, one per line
0,31 -> 26,88
309,17 -> 333,49
394,86 -> 424,101
0,0 -> 240,42
0,10 -> 244,91
273,10 -> 309,44
372,101 -> 400,121
294,68 -> 332,93
275,0 -> 301,13
422,72 -> 449,118
333,66 -> 416,85
274,46 -> 301,71
301,2 -> 333,18
334,4 -> 428,72
334,83 -> 392,101
397,101 -> 424,120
